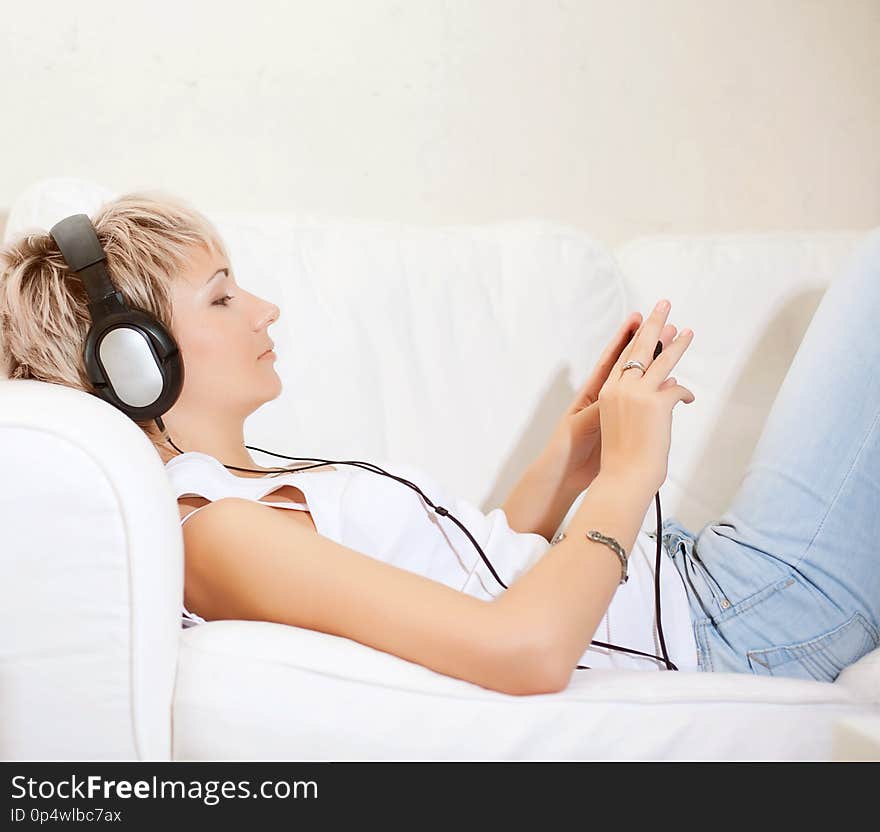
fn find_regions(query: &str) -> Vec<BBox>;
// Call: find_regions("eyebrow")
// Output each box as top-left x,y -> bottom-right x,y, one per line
205,267 -> 229,286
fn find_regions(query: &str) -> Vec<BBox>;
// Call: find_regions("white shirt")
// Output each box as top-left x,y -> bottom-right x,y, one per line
165,451 -> 699,672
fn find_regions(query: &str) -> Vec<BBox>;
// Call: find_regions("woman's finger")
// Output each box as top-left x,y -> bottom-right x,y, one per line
615,299 -> 671,377
569,312 -> 643,408
645,328 -> 694,388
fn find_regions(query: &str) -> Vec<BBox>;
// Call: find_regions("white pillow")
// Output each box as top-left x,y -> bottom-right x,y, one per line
3,176 -> 117,245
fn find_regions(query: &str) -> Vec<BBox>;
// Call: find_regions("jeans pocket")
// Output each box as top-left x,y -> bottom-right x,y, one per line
686,544 -> 732,614
746,611 -> 880,683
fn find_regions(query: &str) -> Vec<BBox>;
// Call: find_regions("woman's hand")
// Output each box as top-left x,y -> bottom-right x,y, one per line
597,299 -> 696,493
543,310 -> 681,495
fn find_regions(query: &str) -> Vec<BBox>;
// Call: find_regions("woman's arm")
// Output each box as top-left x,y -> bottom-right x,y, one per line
494,469 -> 657,690
500,448 -> 586,542
180,497 -> 559,696
179,467 -> 651,696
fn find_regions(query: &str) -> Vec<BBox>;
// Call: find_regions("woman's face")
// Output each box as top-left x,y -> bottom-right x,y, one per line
170,244 -> 282,418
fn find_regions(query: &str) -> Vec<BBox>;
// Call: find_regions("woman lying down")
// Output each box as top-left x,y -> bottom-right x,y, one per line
2,193 -> 878,695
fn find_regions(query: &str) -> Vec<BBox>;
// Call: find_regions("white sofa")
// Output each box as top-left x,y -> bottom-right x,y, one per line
1,176 -> 878,762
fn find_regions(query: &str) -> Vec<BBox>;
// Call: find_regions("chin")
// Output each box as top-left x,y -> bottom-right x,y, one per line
267,375 -> 283,400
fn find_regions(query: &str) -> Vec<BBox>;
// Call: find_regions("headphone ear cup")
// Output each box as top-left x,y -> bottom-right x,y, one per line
85,311 -> 183,422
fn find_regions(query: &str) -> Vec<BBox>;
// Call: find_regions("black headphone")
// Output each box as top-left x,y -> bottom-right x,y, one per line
49,212 -> 678,673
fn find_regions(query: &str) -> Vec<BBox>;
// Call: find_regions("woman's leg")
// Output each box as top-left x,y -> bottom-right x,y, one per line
667,228 -> 880,680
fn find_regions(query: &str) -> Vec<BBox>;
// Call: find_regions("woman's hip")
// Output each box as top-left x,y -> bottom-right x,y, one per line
662,518 -> 880,681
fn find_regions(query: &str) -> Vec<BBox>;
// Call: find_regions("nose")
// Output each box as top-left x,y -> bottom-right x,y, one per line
256,301 -> 280,330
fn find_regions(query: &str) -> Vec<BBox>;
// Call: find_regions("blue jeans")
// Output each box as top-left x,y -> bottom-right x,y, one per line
660,228 -> 880,682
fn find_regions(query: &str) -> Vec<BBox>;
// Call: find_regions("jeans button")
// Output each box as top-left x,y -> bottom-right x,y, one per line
720,599 -> 731,610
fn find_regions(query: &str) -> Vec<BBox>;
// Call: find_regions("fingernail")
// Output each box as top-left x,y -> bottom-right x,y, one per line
656,299 -> 670,312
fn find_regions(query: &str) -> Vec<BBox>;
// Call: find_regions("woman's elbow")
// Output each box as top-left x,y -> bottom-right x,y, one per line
485,623 -> 567,696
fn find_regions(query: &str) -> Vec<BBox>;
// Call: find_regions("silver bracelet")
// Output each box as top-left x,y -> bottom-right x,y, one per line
553,530 -> 629,584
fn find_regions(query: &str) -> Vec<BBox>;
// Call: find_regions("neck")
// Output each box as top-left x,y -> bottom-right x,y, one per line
153,414 -> 279,475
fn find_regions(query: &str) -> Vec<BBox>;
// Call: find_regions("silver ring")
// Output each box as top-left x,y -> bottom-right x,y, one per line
621,359 -> 648,375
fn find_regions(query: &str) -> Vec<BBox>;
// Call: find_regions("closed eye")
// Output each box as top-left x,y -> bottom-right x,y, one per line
212,294 -> 234,307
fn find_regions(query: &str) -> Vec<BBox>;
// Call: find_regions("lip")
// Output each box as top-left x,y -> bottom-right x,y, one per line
258,349 -> 276,360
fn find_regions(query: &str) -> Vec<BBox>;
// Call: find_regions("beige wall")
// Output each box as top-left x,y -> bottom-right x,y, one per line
1,0 -> 877,247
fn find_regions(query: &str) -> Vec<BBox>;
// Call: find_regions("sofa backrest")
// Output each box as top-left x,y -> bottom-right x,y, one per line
1,177 -> 628,518
614,229 -> 870,534
4,176 -> 875,528
3,177 -> 872,532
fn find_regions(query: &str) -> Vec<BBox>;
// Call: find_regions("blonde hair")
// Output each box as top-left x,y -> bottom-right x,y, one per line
0,190 -> 228,447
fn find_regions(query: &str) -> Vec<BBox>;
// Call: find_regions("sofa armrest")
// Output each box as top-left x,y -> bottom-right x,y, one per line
0,379 -> 182,760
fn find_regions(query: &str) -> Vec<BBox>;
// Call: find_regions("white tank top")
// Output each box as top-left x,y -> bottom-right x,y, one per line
165,451 -> 699,672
